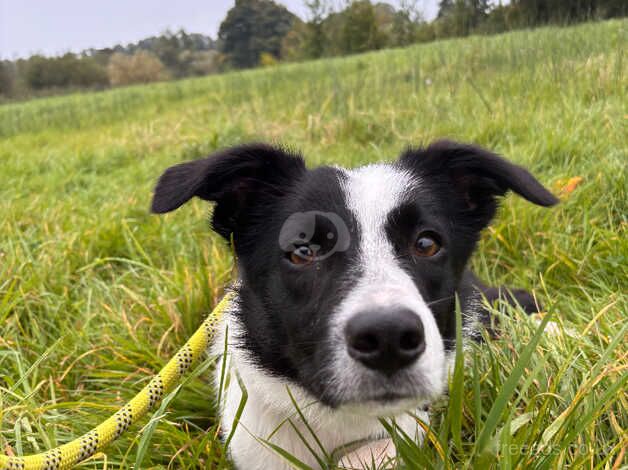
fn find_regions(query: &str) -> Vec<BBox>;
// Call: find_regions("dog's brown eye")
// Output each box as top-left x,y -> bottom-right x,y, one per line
290,245 -> 315,265
414,233 -> 441,257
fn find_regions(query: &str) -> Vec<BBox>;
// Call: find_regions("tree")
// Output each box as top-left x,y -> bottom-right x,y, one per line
219,0 -> 298,68
437,0 -> 455,18
0,61 -> 16,96
22,54 -> 108,90
187,50 -> 225,76
304,0 -> 331,59
508,0 -> 627,25
387,1 -> 424,46
281,21 -> 309,61
436,0 -> 491,37
107,51 -> 169,86
340,1 -> 387,54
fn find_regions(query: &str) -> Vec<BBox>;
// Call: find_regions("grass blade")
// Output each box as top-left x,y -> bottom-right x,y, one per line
473,311 -> 554,457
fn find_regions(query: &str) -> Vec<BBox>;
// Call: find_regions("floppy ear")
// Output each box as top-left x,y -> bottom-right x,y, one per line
151,143 -> 306,239
399,140 -> 558,227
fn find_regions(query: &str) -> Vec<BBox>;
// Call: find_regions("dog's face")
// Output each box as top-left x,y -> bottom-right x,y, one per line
152,141 -> 557,412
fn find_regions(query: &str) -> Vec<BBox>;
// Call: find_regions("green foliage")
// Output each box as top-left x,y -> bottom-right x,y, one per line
2,30 -> 220,100
303,0 -> 331,59
388,9 -> 418,47
126,29 -> 219,78
509,0 -> 628,25
341,1 -> 388,54
281,21 -> 311,61
259,52 -> 279,67
435,0 -> 491,37
219,0 -> 298,68
0,19 -> 626,468
0,61 -> 16,97
21,54 -> 108,91
434,0 -> 628,39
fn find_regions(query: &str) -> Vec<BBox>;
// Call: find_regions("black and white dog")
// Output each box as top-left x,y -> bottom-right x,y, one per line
151,140 -> 558,469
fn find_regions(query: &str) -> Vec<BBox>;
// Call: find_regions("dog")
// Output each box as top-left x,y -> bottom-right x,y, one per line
150,140 -> 558,469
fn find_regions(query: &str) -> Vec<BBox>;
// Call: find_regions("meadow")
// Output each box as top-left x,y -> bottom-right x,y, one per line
1,19 -> 626,469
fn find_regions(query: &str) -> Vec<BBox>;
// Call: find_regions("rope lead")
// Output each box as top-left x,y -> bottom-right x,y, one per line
1,293 -> 233,470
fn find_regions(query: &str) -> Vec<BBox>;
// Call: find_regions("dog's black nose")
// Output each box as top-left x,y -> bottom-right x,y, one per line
345,308 -> 425,375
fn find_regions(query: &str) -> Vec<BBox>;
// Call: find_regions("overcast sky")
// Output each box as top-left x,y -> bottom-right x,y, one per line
0,0 -> 439,59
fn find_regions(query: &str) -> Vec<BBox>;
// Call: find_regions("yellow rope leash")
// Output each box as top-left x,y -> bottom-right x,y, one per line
1,293 -> 233,470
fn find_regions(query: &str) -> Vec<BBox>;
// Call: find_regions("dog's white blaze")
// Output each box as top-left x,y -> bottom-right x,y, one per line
333,164 -> 447,402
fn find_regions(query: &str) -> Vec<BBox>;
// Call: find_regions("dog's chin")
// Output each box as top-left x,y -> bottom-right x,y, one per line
339,394 -> 428,417
315,380 -> 438,416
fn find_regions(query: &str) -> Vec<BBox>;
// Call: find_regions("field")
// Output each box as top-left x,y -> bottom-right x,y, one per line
1,19 -> 626,469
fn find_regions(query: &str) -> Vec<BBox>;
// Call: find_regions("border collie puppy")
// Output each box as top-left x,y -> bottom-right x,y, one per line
151,140 -> 558,469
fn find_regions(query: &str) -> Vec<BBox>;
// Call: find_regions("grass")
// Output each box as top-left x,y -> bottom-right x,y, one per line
0,18 -> 626,469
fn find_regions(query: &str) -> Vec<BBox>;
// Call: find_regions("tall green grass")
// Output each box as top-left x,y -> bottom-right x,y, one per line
1,19 -> 626,468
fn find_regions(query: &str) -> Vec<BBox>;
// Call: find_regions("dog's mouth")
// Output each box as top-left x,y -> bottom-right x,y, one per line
316,363 -> 447,413
318,388 -> 418,410
362,391 -> 413,403
335,391 -> 428,417
317,377 -> 433,411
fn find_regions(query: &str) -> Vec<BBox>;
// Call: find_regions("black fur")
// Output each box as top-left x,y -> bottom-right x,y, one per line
151,140 -> 557,406
395,140 -> 558,345
151,143 -> 307,240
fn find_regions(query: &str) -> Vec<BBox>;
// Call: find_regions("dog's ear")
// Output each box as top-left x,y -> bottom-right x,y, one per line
151,143 -> 306,238
399,140 -> 558,227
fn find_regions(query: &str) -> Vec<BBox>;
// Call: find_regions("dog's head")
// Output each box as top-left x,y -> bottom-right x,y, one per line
151,141 -> 557,413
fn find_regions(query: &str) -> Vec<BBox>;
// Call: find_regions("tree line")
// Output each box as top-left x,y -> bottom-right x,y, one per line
0,30 -> 220,100
1,0 -> 625,100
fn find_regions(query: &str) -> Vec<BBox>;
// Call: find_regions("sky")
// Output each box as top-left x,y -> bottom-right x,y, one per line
0,0 -> 439,59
